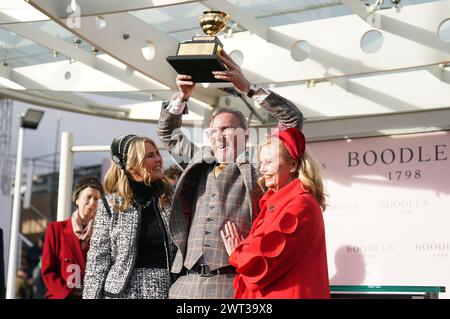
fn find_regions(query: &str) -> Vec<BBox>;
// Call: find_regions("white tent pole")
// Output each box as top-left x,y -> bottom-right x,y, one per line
6,127 -> 25,299
57,132 -> 73,221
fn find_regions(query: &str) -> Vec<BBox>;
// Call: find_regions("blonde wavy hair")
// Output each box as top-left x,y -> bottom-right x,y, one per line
104,137 -> 172,211
257,139 -> 326,211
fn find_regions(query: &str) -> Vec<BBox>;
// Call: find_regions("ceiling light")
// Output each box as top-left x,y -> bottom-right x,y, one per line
73,38 -> 82,48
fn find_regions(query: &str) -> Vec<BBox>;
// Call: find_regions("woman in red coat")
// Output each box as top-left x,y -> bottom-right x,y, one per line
221,128 -> 330,299
41,176 -> 103,299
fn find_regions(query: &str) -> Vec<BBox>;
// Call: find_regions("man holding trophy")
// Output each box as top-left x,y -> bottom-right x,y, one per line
159,11 -> 304,299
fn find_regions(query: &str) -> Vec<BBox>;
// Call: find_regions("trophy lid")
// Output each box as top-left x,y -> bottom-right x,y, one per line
199,11 -> 229,36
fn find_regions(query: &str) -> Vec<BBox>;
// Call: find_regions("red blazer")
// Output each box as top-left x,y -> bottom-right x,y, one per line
229,179 -> 330,299
41,218 -> 89,299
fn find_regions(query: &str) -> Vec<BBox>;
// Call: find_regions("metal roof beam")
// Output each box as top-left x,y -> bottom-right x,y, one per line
302,107 -> 450,141
0,87 -> 119,116
330,77 -> 421,113
0,87 -> 208,126
0,61 -> 129,113
2,12 -> 211,117
1,16 -> 167,91
341,0 -> 450,54
0,0 -> 50,24
203,0 -> 269,40
34,0 -> 199,18
427,65 -> 450,84
217,0 -> 450,85
27,1 -> 218,110
340,0 -> 372,21
26,0 -> 182,88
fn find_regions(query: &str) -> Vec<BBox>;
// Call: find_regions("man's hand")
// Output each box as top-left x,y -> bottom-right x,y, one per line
213,51 -> 250,93
176,74 -> 195,100
220,221 -> 245,256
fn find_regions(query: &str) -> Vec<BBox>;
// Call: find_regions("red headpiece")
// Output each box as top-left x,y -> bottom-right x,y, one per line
271,128 -> 306,161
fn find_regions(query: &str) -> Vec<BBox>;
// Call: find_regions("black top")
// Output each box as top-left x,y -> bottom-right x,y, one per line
0,228 -> 5,299
129,180 -> 167,269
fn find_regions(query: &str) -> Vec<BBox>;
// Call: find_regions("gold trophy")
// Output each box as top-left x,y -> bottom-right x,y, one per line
166,11 -> 229,83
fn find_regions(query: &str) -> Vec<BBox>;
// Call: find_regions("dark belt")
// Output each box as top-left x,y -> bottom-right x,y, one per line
183,265 -> 236,277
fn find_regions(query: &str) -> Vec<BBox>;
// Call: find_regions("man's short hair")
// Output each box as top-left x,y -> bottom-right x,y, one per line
209,107 -> 248,129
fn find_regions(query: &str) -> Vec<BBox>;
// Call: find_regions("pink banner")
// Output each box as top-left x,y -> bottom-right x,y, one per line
308,131 -> 450,297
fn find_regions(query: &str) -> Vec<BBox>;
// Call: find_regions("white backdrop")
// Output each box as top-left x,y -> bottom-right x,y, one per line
308,130 -> 450,298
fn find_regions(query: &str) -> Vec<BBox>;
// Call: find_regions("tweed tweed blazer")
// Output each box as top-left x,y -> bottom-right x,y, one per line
157,91 -> 304,274
82,194 -> 175,299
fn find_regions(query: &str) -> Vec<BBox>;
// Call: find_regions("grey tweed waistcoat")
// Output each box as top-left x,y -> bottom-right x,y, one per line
184,164 -> 252,270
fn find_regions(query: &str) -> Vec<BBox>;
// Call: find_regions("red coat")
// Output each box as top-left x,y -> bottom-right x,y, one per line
41,218 -> 89,299
229,179 -> 330,299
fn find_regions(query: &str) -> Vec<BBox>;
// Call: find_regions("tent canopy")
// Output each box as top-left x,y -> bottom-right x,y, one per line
0,0 -> 449,140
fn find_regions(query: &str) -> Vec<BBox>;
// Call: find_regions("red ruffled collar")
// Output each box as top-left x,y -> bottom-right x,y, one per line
259,179 -> 307,211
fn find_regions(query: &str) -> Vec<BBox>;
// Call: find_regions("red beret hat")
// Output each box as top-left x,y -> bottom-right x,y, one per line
271,128 -> 306,161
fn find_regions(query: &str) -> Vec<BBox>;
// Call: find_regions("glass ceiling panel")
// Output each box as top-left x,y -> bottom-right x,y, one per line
130,2 -> 245,41
0,27 -> 67,67
30,20 -> 93,54
227,0 -> 350,26
76,91 -> 164,106
227,0 -> 442,27
361,0 -> 442,8
0,0 -> 49,23
0,0 -> 442,69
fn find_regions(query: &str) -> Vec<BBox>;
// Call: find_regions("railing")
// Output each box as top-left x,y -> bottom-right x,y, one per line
29,204 -> 52,222
330,285 -> 446,299
18,233 -> 33,248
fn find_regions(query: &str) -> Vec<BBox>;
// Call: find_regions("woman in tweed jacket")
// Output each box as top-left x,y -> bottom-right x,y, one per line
83,134 -> 175,299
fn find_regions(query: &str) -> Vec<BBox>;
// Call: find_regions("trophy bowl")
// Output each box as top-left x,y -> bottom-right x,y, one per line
199,11 -> 229,36
166,10 -> 230,82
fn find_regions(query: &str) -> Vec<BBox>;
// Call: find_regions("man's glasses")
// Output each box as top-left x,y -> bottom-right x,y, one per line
204,127 -> 240,139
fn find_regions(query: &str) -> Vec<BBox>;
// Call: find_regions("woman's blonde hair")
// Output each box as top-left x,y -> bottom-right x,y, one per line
258,139 -> 326,211
104,137 -> 172,211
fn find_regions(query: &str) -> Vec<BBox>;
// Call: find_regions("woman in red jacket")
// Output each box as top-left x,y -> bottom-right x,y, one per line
221,128 -> 330,299
41,176 -> 103,299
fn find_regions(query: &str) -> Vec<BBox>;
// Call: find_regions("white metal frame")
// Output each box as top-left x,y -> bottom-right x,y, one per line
0,0 -> 447,136
56,132 -> 110,221
42,0 -> 197,18
56,132 -> 170,221
6,126 -> 24,299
